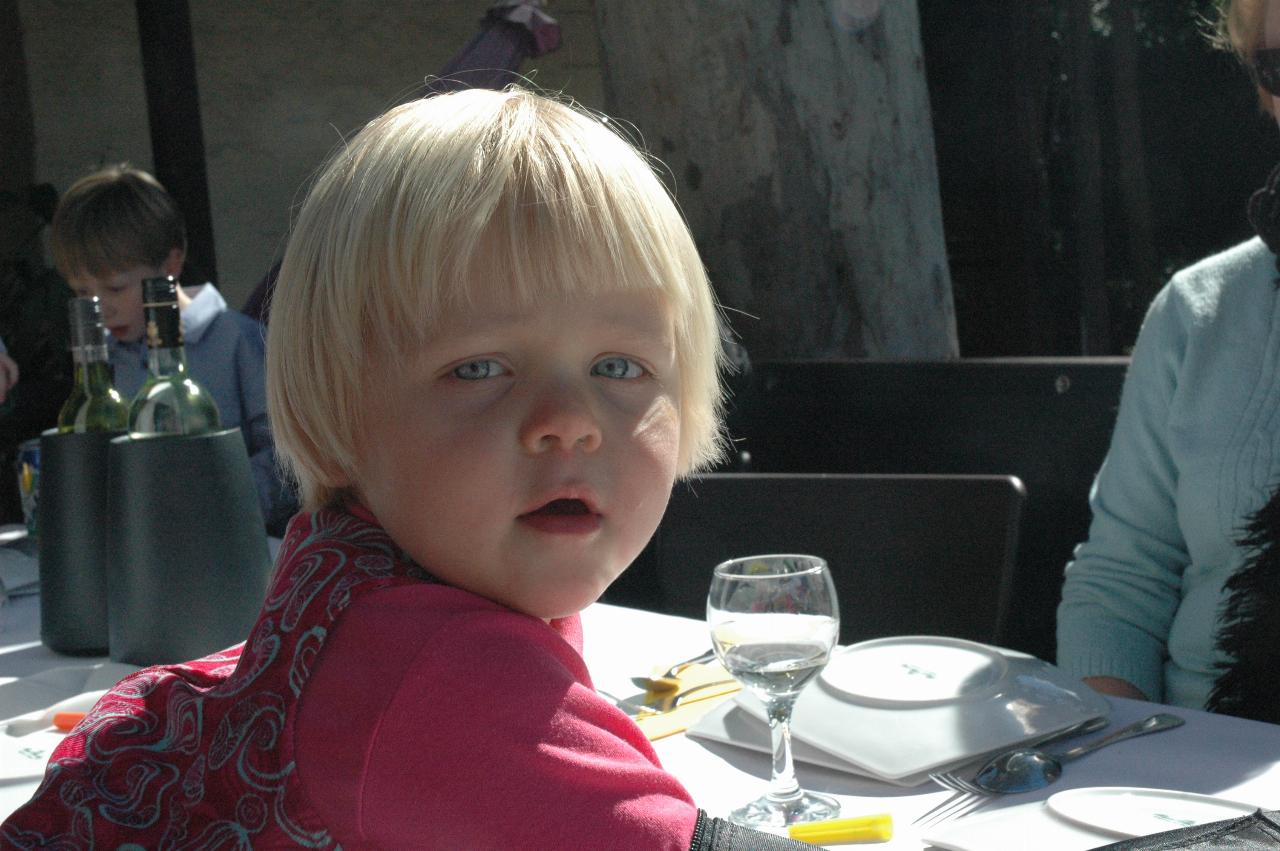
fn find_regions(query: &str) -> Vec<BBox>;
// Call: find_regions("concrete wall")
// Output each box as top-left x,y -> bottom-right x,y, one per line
20,0 -> 603,309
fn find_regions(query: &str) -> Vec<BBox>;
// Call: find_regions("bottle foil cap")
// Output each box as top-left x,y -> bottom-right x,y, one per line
67,296 -> 108,349
141,275 -> 179,306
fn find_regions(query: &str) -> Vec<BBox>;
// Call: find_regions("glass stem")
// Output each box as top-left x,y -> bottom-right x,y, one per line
765,697 -> 802,804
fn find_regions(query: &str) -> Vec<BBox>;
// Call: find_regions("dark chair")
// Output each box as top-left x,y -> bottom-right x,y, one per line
717,358 -> 1127,660
609,472 -> 1025,647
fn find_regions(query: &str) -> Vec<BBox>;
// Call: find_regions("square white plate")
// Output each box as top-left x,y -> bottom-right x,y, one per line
689,636 -> 1109,783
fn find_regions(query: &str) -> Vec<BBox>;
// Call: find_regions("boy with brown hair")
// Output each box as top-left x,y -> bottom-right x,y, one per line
49,164 -> 294,532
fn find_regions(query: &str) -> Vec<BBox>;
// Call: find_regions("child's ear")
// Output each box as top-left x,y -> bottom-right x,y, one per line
162,247 -> 186,278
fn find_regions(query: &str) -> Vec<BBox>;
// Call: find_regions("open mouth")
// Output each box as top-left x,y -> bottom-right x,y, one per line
519,497 -> 601,534
529,498 -> 591,516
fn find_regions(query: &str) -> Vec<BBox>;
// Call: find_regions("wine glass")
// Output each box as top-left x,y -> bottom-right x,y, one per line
707,554 -> 841,829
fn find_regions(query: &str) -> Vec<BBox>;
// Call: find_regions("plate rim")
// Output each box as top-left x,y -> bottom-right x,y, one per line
773,644 -> 1116,778
818,634 -> 1011,708
1046,785 -> 1259,838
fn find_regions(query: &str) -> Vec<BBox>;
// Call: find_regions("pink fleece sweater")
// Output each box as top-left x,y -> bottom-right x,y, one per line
1,508 -> 698,849
296,582 -> 699,847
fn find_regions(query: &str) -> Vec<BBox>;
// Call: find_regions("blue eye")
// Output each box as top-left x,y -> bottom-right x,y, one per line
591,356 -> 646,379
452,359 -> 507,380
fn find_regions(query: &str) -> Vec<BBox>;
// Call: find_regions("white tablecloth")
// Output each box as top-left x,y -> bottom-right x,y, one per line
4,595 -> 1280,848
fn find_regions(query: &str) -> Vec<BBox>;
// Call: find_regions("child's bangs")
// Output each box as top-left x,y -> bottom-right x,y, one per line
57,211 -> 153,280
386,94 -> 701,339
443,188 -> 687,320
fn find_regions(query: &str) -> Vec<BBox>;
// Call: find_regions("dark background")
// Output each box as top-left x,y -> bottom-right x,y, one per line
920,0 -> 1280,356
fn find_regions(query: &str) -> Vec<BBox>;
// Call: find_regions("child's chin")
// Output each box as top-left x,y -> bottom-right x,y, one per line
520,587 -> 608,622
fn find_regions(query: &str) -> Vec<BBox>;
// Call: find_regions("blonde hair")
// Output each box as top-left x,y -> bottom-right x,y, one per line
268,87 -> 727,510
1214,0 -> 1266,62
1210,0 -> 1276,113
50,164 -> 186,280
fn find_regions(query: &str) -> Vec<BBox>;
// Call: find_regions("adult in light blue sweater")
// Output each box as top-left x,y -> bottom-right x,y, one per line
1057,237 -> 1280,709
1059,0 -> 1280,712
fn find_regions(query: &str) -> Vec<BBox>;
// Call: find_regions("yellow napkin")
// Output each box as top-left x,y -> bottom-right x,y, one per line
634,662 -> 741,741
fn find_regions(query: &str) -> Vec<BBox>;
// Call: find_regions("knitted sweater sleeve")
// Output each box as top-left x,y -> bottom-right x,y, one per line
1057,279 -> 1192,701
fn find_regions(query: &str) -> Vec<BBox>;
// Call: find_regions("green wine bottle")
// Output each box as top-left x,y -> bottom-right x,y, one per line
128,276 -> 222,437
57,296 -> 129,433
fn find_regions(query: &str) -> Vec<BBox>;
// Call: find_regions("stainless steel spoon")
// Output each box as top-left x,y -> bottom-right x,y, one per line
974,713 -> 1185,794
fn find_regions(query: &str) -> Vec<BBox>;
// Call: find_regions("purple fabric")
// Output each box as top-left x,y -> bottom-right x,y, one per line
240,259 -> 278,327
429,2 -> 562,94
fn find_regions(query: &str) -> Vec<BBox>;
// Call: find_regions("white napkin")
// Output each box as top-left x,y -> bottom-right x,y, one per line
0,545 -> 38,598
0,729 -> 64,817
0,663 -> 141,823
0,662 -> 138,726
3,688 -> 110,736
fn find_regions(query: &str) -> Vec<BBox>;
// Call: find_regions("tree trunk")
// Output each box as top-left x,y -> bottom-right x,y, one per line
1066,0 -> 1110,354
594,0 -> 956,360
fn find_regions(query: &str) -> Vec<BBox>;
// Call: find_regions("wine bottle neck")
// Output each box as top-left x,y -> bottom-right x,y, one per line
71,341 -> 109,364
72,344 -> 113,392
147,345 -> 188,379
75,358 -> 117,394
143,298 -> 187,379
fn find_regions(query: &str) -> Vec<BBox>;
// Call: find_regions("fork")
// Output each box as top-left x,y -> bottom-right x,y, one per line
599,679 -> 737,717
659,648 -> 717,680
632,649 -> 719,691
912,715 -> 1109,828
913,779 -> 992,828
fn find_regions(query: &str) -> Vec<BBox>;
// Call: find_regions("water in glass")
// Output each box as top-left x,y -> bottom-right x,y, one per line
707,554 -> 841,829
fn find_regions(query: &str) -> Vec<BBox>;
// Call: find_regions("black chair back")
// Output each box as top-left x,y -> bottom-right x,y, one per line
719,358 -> 1127,659
614,472 -> 1025,647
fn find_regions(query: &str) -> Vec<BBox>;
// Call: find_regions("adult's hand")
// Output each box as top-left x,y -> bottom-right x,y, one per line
0,352 -> 18,404
1084,675 -> 1149,701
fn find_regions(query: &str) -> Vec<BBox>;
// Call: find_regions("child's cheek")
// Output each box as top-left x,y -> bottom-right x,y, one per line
633,396 -> 681,467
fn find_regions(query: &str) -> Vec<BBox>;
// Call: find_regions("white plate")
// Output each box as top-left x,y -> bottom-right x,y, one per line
1047,787 -> 1257,838
691,635 -> 1109,782
820,636 -> 1009,707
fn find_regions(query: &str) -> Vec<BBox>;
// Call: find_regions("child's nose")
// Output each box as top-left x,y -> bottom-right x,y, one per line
519,384 -> 602,454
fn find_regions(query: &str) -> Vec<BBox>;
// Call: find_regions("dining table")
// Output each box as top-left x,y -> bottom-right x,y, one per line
2,566 -> 1280,848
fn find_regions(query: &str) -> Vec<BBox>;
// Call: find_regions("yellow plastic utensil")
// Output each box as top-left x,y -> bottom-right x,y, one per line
787,812 -> 893,845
